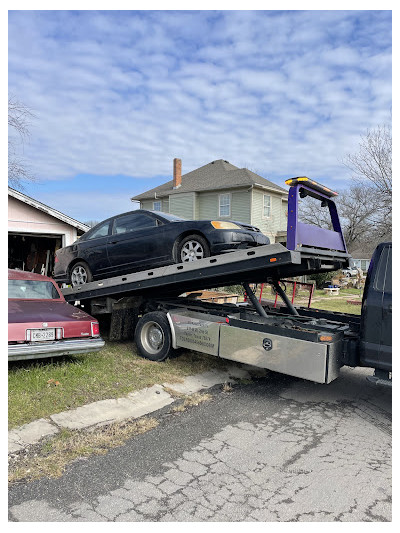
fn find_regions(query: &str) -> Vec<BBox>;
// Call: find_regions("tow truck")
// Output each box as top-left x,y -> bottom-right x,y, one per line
62,178 -> 392,386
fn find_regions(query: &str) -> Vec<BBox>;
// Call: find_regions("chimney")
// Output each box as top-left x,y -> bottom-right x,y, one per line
173,158 -> 182,189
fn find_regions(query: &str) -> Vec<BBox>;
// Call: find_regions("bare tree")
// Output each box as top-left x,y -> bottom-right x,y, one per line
344,124 -> 392,239
300,124 -> 392,253
299,185 -> 379,253
83,220 -> 100,228
8,97 -> 36,189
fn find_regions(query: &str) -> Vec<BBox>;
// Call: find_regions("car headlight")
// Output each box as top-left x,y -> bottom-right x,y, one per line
211,221 -> 241,230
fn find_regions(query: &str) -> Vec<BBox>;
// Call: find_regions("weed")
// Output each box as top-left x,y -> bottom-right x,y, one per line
9,417 -> 158,483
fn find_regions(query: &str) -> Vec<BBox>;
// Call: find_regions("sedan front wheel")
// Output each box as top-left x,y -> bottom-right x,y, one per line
177,235 -> 210,263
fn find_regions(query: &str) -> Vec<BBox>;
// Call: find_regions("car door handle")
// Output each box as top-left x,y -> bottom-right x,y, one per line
109,241 -> 118,245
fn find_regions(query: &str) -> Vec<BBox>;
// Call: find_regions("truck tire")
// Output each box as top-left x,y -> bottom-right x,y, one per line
134,311 -> 172,362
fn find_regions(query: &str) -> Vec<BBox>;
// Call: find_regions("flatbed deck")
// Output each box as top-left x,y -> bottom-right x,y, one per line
62,242 -> 349,303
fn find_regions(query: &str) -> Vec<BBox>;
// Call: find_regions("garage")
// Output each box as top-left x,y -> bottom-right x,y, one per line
8,188 -> 89,278
8,233 -> 63,276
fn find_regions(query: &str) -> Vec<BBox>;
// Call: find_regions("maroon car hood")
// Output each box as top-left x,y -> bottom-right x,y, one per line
8,300 -> 93,324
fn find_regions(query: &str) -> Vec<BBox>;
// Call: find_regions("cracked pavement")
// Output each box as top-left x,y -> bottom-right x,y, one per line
8,367 -> 391,522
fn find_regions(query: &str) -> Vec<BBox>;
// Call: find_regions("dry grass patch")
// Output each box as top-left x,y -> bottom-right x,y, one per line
183,392 -> 212,406
9,417 -> 158,484
172,392 -> 212,413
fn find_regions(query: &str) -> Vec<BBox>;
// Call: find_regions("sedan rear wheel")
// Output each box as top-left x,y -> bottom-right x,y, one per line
178,235 -> 210,263
70,262 -> 93,287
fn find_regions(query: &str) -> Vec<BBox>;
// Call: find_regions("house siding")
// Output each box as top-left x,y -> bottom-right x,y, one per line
138,186 -> 288,243
198,192 -> 218,219
140,198 -> 170,213
231,190 -> 251,223
140,200 -> 154,211
169,193 -> 195,219
162,198 -> 169,213
8,196 -> 79,246
280,198 -> 288,230
251,189 -> 287,243
198,188 -> 251,222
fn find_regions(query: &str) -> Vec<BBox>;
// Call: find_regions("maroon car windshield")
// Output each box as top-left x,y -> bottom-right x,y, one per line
8,280 -> 61,300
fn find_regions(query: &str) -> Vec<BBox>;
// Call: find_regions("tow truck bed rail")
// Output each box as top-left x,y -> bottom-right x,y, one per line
62,243 -> 349,302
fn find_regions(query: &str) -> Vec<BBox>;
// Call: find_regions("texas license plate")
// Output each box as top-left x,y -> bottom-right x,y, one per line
31,329 -> 56,341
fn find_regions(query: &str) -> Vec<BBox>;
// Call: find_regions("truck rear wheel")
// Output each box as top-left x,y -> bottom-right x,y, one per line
134,311 -> 172,362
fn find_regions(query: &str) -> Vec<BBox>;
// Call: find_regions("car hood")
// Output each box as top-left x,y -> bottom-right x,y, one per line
172,219 -> 261,232
8,300 -> 94,324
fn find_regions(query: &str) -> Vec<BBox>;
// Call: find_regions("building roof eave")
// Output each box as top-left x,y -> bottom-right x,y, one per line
8,187 -> 90,233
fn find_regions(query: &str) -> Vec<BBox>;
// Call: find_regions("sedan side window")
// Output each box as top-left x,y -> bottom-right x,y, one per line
85,221 -> 110,240
113,213 -> 157,234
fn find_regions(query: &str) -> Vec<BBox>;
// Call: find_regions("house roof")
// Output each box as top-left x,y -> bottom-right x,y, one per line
8,187 -> 90,234
131,159 -> 288,201
349,248 -> 373,260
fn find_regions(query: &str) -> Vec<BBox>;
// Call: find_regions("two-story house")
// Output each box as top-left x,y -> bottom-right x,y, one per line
131,159 -> 288,244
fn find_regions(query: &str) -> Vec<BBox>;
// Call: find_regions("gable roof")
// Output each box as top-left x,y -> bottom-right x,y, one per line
8,187 -> 90,234
349,248 -> 374,260
131,159 -> 288,201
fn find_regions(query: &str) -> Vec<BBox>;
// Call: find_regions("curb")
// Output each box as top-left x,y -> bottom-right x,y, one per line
9,364 -> 266,455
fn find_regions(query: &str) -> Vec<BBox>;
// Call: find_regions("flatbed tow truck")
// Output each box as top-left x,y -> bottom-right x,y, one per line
62,178 -> 392,386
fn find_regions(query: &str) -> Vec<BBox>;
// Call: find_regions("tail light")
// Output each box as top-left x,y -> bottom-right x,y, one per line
54,255 -> 59,263
91,322 -> 100,337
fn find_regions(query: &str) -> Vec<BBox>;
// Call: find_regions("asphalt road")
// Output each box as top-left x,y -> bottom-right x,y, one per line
8,367 -> 392,522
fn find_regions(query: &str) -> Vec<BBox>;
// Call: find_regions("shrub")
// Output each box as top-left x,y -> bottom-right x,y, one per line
308,271 -> 340,289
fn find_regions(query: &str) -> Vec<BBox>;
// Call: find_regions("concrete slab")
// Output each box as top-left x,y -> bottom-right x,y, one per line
9,419 -> 59,454
8,365 -> 257,454
163,368 -> 241,395
50,385 -> 175,430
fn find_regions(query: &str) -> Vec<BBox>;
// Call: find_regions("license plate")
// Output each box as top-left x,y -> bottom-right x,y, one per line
30,329 -> 56,342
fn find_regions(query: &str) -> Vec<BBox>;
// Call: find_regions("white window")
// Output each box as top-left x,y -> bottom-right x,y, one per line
219,194 -> 231,217
153,201 -> 161,211
263,195 -> 271,218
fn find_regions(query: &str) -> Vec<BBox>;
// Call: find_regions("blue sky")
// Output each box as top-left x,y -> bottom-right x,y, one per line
8,9 -> 392,223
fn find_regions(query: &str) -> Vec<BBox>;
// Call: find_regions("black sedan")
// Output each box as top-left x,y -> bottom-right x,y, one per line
54,210 -> 269,287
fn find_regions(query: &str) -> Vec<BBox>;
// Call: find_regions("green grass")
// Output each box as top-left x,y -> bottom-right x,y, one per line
313,287 -> 363,298
311,299 -> 362,314
8,342 -> 229,429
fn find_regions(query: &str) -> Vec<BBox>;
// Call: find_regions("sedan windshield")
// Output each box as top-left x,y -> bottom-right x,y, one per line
8,280 -> 61,300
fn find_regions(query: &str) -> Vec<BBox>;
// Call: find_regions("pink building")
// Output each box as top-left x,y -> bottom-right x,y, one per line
8,188 -> 89,277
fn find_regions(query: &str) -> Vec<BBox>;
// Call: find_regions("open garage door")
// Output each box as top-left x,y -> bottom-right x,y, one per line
8,233 -> 63,277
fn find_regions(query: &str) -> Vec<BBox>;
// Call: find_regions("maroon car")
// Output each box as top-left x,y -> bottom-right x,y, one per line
8,269 -> 105,362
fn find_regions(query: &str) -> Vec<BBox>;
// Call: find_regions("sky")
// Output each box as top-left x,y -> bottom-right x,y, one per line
8,8 -> 392,224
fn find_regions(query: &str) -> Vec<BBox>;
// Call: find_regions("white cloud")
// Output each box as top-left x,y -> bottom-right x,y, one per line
8,10 -> 391,192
